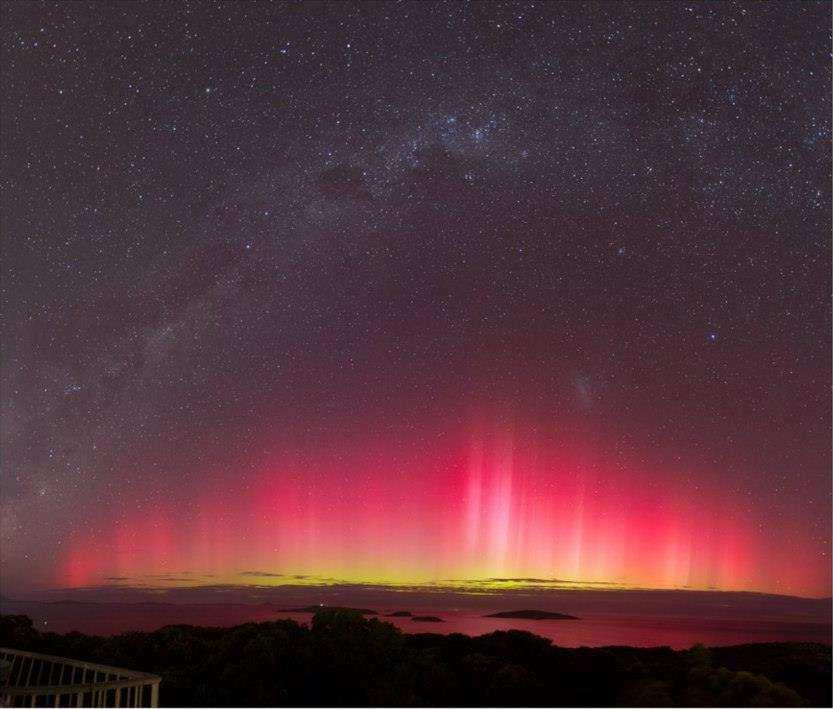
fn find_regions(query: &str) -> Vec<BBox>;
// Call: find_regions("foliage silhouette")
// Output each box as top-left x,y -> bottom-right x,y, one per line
1,613 -> 828,706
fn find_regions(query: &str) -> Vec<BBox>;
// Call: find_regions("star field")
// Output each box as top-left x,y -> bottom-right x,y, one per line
1,1 -> 830,596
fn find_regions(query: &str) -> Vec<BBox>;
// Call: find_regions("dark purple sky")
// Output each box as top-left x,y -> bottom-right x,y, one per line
1,1 -> 830,597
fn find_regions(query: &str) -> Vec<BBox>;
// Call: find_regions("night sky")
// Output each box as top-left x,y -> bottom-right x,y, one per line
1,1 -> 830,599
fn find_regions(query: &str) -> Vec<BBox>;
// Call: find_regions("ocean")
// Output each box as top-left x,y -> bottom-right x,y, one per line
2,597 -> 830,649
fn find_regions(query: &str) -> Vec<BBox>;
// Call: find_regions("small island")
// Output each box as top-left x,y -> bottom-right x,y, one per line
484,610 -> 579,620
386,611 -> 413,617
411,615 -> 444,622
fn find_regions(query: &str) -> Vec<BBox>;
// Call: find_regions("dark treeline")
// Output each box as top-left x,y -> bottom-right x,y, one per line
1,612 -> 830,707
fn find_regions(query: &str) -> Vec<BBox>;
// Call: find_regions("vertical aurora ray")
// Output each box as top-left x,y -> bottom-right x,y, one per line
58,413 -> 824,597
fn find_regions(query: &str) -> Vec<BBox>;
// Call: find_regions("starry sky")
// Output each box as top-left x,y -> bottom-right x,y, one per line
1,1 -> 830,599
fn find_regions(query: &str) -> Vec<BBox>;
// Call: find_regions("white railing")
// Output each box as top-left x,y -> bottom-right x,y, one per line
0,648 -> 160,708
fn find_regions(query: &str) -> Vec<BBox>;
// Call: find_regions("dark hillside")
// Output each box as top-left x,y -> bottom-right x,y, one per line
1,613 -> 829,706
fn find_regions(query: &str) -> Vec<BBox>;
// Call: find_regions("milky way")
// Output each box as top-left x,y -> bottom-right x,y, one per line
1,2 -> 830,597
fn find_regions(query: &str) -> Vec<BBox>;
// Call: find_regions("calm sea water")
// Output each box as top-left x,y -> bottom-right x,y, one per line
368,609 -> 831,648
5,601 -> 830,650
